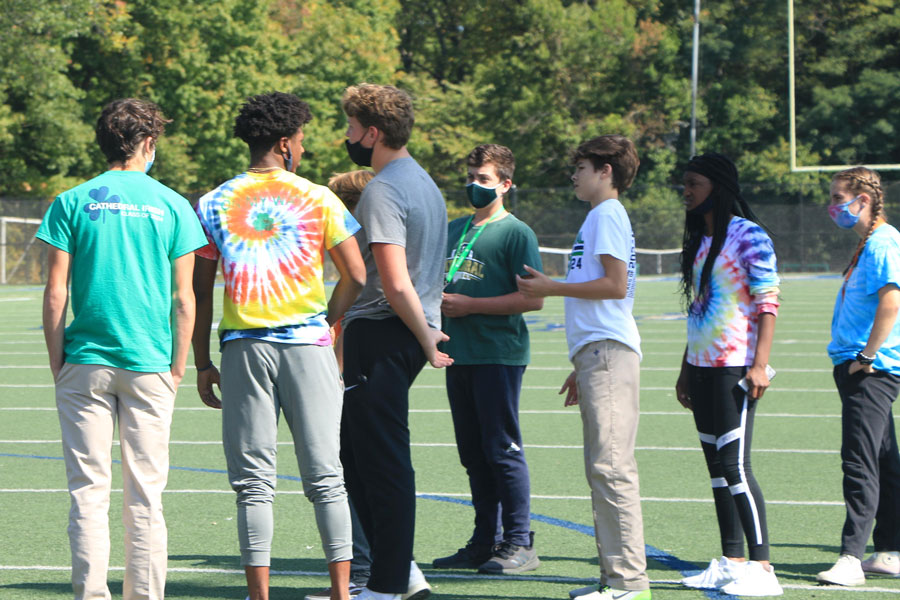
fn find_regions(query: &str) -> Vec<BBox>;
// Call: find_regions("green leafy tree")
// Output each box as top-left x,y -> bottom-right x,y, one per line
0,0 -> 98,196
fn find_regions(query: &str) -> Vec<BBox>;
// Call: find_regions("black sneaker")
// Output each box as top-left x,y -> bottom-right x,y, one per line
432,542 -> 494,569
477,533 -> 540,574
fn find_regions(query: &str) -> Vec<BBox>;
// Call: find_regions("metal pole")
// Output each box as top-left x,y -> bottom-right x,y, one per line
690,0 -> 700,157
1,218 -> 6,285
788,0 -> 797,171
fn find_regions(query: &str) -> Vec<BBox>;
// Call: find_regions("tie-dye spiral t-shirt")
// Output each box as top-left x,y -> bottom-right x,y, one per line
195,170 -> 360,346
687,217 -> 780,367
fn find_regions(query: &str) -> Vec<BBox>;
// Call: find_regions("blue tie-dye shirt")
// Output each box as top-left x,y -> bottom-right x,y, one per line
828,224 -> 900,375
687,217 -> 780,367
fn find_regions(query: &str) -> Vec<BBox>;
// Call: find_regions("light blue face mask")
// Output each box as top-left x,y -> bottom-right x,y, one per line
828,195 -> 862,229
144,149 -> 156,174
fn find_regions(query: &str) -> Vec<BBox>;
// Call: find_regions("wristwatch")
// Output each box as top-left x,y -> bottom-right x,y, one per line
855,351 -> 875,366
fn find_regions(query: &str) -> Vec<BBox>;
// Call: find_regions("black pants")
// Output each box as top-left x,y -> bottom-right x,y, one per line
834,360 -> 900,557
340,318 -> 426,594
688,365 -> 770,561
446,364 -> 532,547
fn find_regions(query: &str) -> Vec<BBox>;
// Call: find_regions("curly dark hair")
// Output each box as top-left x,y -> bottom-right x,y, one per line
233,92 -> 312,154
95,98 -> 170,164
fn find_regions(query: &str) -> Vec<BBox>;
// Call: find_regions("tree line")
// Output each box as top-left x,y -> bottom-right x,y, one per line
2,0 -> 897,237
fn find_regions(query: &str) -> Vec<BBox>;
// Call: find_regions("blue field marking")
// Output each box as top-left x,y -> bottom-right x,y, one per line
0,452 -> 64,461
5,452 -> 734,597
0,452 -> 304,483
417,493 -> 734,599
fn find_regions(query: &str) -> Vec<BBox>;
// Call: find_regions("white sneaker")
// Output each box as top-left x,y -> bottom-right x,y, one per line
681,556 -> 746,589
305,581 -> 366,600
570,585 -> 651,600
721,561 -> 783,596
569,583 -> 600,598
862,551 -> 900,576
402,561 -> 431,600
817,554 -> 865,586
356,589 -> 400,600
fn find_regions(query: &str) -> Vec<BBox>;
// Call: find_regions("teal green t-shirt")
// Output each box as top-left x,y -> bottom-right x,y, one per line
441,213 -> 543,365
36,171 -> 208,372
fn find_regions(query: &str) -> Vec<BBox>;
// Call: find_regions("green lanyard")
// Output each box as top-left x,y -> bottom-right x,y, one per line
445,210 -> 506,286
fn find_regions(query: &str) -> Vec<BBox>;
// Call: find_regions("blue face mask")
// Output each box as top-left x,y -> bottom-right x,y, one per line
144,149 -> 155,174
466,182 -> 501,208
829,195 -> 862,229
283,146 -> 293,172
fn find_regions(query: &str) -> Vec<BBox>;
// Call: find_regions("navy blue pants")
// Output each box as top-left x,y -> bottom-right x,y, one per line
341,318 -> 426,594
834,360 -> 900,557
446,364 -> 532,547
688,365 -> 770,561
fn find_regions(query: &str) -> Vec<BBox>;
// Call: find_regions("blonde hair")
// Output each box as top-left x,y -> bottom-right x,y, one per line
328,170 -> 374,212
341,83 -> 414,149
833,166 -> 886,276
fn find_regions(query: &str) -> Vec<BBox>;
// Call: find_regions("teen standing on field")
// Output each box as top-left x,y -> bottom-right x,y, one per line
339,82 -> 449,600
674,153 -> 783,597
816,167 -> 900,587
517,135 -> 650,600
434,144 -> 543,575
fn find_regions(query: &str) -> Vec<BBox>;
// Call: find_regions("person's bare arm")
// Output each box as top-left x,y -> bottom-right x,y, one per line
42,247 -> 71,380
441,291 -> 543,318
516,255 -> 627,300
326,236 -> 365,326
675,347 -> 691,410
191,256 -> 221,408
743,312 -> 776,399
371,242 -> 452,368
170,252 -> 196,389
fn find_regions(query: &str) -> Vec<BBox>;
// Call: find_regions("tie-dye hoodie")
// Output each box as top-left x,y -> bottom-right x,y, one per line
687,217 -> 780,367
195,170 -> 360,346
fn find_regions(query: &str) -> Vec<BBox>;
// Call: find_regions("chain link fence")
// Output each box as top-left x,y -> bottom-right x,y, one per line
4,179 -> 898,283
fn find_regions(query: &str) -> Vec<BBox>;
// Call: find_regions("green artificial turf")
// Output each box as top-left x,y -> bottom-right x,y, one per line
3,277 -> 900,598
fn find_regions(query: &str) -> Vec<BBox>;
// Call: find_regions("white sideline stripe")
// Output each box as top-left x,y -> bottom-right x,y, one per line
0,384 -> 840,392
3,566 -> 895,593
0,489 -> 844,505
0,439 -> 840,454
0,564 -> 623,585
0,364 -> 837,375
0,407 -> 860,418
532,351 -> 831,357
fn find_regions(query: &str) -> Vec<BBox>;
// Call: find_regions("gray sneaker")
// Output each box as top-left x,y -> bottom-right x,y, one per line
433,542 -> 493,569
477,533 -> 540,574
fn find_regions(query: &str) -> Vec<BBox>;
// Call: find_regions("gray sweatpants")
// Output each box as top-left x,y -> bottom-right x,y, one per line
221,338 -> 352,566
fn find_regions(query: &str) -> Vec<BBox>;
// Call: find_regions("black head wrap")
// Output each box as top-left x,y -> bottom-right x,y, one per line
686,152 -> 741,199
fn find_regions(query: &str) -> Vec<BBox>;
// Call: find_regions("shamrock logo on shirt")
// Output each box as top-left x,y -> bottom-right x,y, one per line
83,186 -> 121,222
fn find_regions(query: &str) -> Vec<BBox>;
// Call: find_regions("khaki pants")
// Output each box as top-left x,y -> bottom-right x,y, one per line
573,340 -> 649,591
55,363 -> 175,600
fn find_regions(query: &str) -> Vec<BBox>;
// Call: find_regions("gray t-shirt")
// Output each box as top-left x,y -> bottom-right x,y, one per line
343,157 -> 447,329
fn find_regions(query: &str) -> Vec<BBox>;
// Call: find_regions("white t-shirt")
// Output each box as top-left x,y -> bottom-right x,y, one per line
564,198 -> 641,361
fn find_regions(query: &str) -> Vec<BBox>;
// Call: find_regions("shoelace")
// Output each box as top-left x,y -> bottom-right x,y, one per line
492,540 -> 518,558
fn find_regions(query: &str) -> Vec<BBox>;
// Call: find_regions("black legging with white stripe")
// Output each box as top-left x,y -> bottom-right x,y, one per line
688,364 -> 770,561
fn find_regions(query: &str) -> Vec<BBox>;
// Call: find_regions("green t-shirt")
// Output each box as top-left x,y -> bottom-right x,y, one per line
441,213 -> 543,365
36,171 -> 208,372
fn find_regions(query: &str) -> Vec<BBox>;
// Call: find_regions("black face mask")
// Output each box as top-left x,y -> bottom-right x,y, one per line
687,194 -> 715,216
345,139 -> 373,167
